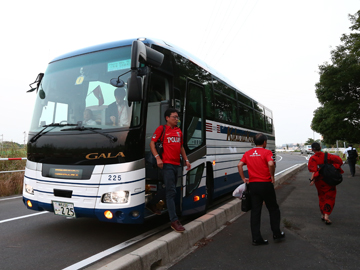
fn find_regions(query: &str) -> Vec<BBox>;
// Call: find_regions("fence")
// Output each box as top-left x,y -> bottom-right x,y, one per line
0,158 -> 26,174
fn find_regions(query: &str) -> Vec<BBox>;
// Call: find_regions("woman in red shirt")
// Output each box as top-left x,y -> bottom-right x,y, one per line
308,142 -> 344,225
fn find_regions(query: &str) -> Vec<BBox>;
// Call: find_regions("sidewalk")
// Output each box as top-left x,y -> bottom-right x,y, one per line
169,166 -> 360,270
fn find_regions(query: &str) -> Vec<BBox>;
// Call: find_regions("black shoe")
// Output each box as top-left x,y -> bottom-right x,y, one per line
252,239 -> 269,246
273,231 -> 285,241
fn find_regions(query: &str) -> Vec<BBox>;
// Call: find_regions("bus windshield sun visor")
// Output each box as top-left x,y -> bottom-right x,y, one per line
60,124 -> 118,143
30,123 -> 78,143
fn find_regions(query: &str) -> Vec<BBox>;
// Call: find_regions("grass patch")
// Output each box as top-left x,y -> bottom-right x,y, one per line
0,172 -> 24,196
282,218 -> 293,229
0,143 -> 26,197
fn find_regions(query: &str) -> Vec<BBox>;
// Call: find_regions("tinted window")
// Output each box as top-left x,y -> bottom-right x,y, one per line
186,163 -> 205,196
212,77 -> 235,99
253,102 -> 264,112
238,93 -> 252,107
265,116 -> 273,132
204,83 -> 214,119
238,104 -> 254,128
185,83 -> 205,151
214,92 -> 237,124
254,111 -> 265,130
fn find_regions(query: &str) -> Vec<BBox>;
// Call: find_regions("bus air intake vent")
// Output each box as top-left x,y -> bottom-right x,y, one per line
54,189 -> 73,198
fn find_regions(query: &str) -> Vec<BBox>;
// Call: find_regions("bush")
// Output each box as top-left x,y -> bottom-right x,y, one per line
0,172 -> 24,196
0,143 -> 26,197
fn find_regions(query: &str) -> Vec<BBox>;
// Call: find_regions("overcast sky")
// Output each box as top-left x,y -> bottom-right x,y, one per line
0,0 -> 359,146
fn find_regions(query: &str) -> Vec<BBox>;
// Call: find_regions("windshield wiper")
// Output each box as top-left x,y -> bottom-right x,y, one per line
61,123 -> 118,143
30,123 -> 78,143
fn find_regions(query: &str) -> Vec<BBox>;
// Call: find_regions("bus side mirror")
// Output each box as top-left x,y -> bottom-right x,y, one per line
27,73 -> 44,93
128,40 -> 164,102
127,71 -> 143,102
130,40 -> 164,69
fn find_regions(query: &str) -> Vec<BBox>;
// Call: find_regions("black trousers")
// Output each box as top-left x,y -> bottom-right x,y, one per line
348,158 -> 356,176
249,182 -> 281,241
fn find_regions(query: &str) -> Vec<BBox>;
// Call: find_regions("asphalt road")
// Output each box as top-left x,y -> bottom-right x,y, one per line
170,158 -> 360,270
275,152 -> 308,174
0,152 -> 304,270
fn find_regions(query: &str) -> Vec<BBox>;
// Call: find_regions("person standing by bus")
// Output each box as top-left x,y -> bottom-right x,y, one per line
237,133 -> 285,245
343,144 -> 358,177
148,108 -> 191,232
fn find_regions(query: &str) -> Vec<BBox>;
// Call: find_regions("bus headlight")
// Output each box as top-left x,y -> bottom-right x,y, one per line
102,190 -> 129,204
25,184 -> 34,195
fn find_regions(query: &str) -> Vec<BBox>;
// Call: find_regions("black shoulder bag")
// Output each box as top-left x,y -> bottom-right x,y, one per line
241,183 -> 252,212
145,125 -> 165,167
319,153 -> 343,186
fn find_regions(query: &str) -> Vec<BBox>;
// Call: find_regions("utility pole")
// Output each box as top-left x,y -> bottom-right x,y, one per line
23,131 -> 26,147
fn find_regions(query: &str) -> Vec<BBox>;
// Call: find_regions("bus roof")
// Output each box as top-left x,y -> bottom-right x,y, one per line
50,37 -> 271,114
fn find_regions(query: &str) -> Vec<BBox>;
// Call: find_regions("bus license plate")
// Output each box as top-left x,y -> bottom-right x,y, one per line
52,201 -> 76,217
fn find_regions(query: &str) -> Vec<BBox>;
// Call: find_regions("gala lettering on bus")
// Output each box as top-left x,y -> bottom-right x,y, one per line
85,152 -> 125,160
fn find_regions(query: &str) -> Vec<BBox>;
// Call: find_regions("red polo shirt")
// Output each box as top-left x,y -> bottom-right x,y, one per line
240,147 -> 274,182
151,125 -> 183,165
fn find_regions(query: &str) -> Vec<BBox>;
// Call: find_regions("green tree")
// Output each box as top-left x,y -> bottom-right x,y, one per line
304,138 -> 316,145
312,11 -> 360,144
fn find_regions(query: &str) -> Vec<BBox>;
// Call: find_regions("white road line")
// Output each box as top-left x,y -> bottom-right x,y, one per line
0,211 -> 49,224
276,155 -> 283,162
0,196 -> 22,201
63,222 -> 170,270
275,164 -> 302,176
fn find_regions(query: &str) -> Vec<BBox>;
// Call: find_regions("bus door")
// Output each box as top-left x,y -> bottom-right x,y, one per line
181,81 -> 206,216
144,72 -> 170,212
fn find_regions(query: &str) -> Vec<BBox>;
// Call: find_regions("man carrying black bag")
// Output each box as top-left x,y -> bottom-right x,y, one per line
237,133 -> 285,246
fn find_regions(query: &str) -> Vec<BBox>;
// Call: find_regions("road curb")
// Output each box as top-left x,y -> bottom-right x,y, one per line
98,163 -> 307,270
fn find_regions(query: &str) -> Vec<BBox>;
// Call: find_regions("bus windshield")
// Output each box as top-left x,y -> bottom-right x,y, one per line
30,46 -> 142,133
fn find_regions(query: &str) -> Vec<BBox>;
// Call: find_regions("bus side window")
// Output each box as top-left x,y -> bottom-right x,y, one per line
184,82 -> 205,151
186,163 -> 205,196
204,84 -> 214,119
145,73 -> 169,152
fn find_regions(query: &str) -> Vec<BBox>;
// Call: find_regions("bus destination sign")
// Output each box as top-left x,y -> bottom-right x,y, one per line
49,168 -> 83,179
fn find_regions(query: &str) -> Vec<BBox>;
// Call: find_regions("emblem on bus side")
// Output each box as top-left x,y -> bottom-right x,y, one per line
85,152 -> 125,160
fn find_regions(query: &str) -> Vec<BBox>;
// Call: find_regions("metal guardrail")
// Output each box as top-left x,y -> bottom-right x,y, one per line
0,158 -> 26,174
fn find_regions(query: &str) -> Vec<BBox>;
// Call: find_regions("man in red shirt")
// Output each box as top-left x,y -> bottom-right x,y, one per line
148,108 -> 191,232
238,133 -> 285,245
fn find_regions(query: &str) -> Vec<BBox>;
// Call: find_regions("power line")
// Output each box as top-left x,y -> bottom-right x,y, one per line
204,0 -> 250,61
214,0 -> 260,66
196,1 -> 219,55
204,0 -> 237,58
201,2 -> 231,59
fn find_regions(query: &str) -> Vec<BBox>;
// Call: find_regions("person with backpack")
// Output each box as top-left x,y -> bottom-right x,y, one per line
343,144 -> 359,177
308,142 -> 344,225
